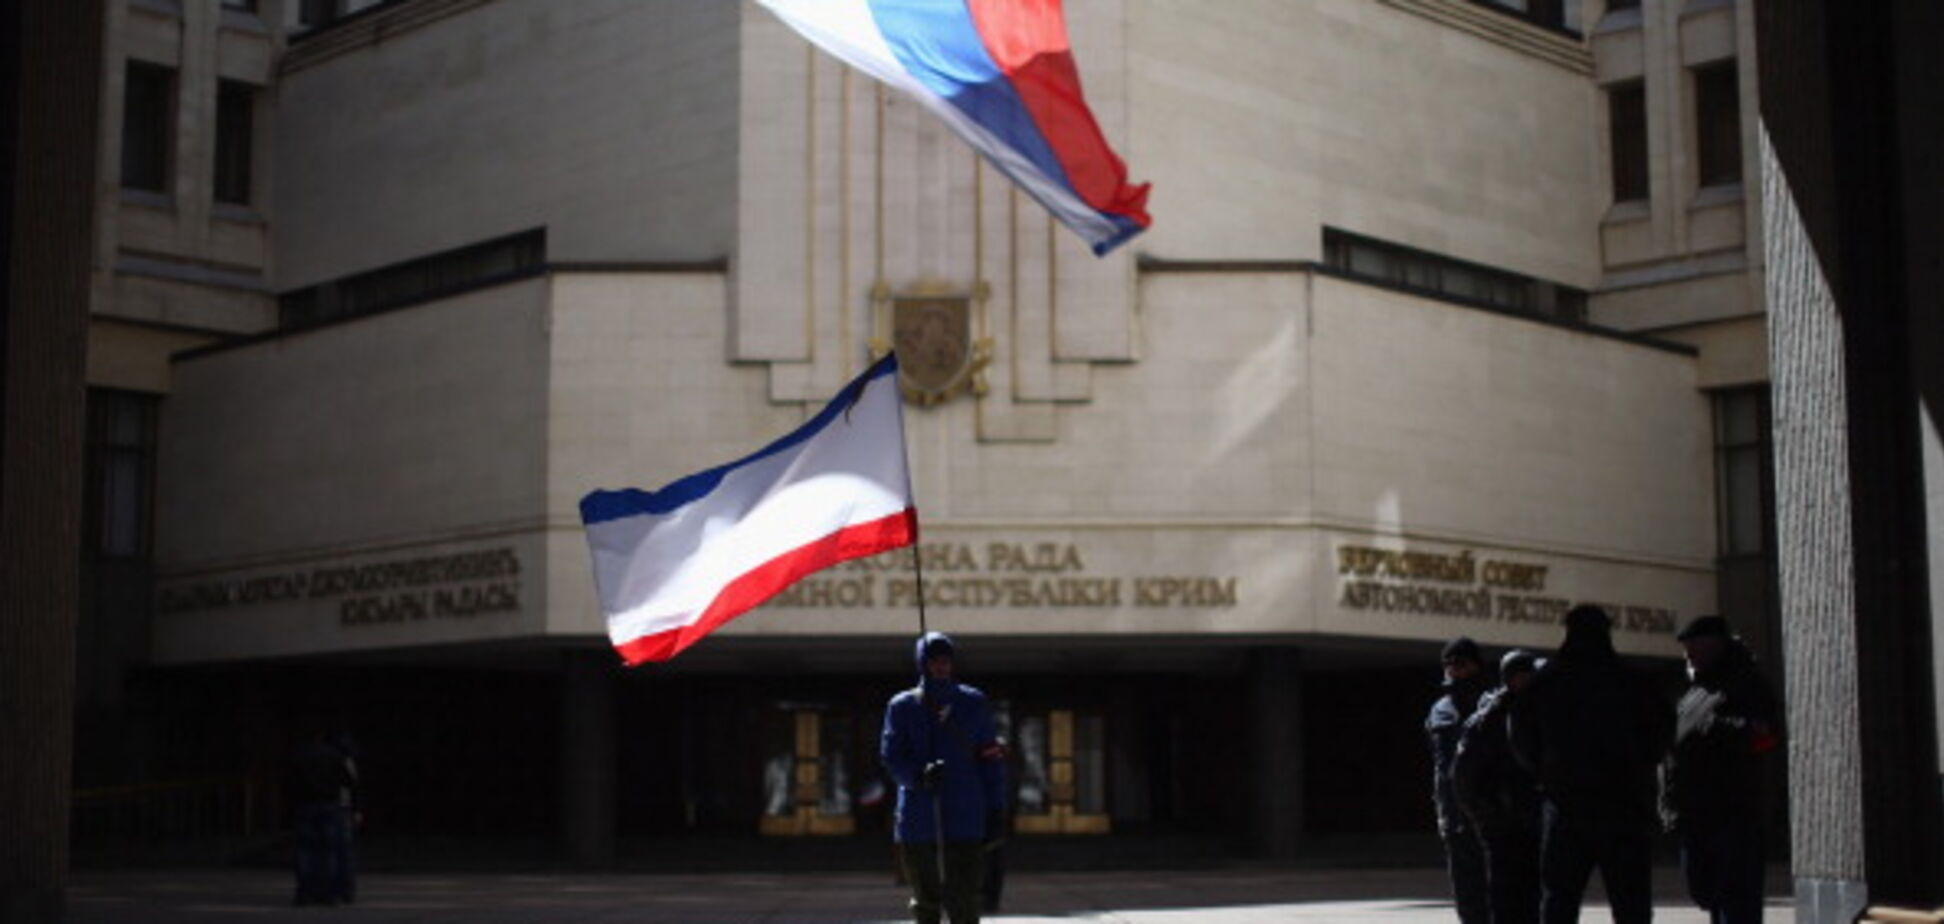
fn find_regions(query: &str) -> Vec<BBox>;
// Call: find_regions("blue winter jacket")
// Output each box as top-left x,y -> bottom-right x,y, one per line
881,632 -> 1007,844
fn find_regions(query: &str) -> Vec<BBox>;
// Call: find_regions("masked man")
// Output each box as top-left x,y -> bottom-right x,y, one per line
882,632 -> 1008,924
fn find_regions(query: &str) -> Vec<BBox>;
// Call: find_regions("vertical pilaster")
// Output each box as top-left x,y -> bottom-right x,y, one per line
559,650 -> 616,868
1251,647 -> 1304,859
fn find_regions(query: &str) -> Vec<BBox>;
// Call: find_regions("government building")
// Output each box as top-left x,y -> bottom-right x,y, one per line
78,0 -> 1779,864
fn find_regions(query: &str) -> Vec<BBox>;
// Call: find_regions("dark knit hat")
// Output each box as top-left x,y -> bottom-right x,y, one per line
1500,649 -> 1539,677
1676,614 -> 1732,642
1441,636 -> 1483,664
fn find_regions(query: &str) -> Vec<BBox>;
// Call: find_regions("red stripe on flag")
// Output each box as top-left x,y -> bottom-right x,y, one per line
612,508 -> 919,665
964,0 -> 1150,227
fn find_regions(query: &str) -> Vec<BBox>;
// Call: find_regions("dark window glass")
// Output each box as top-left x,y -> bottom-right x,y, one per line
279,229 -> 548,330
1608,81 -> 1649,202
1469,0 -> 1579,34
221,0 -> 257,10
1322,228 -> 1589,324
1694,62 -> 1743,187
214,80 -> 255,205
1713,388 -> 1771,557
300,0 -> 342,27
85,391 -> 158,561
120,61 -> 174,193
1607,0 -> 1640,10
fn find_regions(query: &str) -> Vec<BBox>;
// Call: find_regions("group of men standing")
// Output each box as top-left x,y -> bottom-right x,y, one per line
1428,605 -> 1780,924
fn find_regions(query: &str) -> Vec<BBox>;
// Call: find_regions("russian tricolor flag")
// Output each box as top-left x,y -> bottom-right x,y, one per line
759,0 -> 1152,255
580,355 -> 917,665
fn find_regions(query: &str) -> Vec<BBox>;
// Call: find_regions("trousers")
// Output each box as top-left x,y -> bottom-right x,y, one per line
899,840 -> 986,924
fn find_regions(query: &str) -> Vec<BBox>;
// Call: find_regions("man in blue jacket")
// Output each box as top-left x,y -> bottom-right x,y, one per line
882,632 -> 1007,924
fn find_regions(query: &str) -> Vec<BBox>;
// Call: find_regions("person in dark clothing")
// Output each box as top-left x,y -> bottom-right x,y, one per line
1511,605 -> 1675,924
1455,649 -> 1545,924
288,727 -> 358,907
1428,636 -> 1492,924
881,632 -> 1007,924
1663,615 -> 1781,924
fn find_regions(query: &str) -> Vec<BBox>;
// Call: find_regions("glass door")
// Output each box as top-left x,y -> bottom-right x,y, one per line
758,706 -> 856,836
1012,708 -> 1110,834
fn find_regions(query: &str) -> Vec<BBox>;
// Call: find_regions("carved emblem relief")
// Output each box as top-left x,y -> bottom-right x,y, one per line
870,282 -> 992,406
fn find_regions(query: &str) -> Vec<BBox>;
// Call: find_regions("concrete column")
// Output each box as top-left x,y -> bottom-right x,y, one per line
558,651 -> 616,868
1251,647 -> 1304,859
1,1 -> 104,920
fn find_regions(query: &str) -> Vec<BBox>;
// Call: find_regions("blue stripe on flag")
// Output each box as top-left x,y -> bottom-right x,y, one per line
865,0 -> 1079,204
578,353 -> 901,525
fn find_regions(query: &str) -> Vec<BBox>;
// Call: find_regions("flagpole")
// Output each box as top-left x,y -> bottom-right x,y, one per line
914,538 -> 928,637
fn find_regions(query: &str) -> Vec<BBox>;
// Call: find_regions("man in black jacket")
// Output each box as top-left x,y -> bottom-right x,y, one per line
1512,605 -> 1674,924
1455,649 -> 1543,924
1663,615 -> 1780,924
1428,636 -> 1492,924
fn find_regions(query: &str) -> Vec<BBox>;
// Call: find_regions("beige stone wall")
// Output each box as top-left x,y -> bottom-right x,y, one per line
155,277 -> 551,569
273,0 -> 739,289
1129,0 -> 1602,287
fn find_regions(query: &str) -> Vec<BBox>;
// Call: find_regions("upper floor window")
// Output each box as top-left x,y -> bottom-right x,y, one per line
85,390 -> 158,561
1713,388 -> 1771,557
214,80 -> 257,205
1694,61 -> 1743,187
1469,0 -> 1581,34
278,229 -> 547,330
1323,228 -> 1589,324
1608,81 -> 1649,203
1606,0 -> 1641,11
221,0 -> 258,10
120,61 -> 174,194
299,0 -> 342,28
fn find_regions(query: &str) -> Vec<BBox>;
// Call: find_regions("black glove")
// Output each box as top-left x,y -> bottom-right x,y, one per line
920,760 -> 945,791
984,810 -> 1007,849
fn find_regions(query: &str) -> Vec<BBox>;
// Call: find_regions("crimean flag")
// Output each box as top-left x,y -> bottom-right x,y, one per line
757,0 -> 1151,256
580,355 -> 917,664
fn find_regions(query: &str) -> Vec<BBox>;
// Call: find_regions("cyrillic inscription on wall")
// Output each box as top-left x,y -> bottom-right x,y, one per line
156,547 -> 523,627
1334,544 -> 1677,635
767,541 -> 1239,610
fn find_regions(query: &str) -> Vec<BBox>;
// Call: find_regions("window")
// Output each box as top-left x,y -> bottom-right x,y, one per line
213,80 -> 256,205
279,229 -> 547,330
1694,62 -> 1743,187
1322,228 -> 1589,323
1606,0 -> 1640,10
299,0 -> 342,28
120,61 -> 174,193
1469,0 -> 1580,34
85,391 -> 158,561
1713,388 -> 1770,557
221,0 -> 257,10
1608,81 -> 1649,202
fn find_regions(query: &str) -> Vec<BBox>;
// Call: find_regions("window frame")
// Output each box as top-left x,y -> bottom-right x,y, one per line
84,389 -> 159,562
1608,80 -> 1650,204
1693,60 -> 1744,189
213,79 -> 258,206
119,60 -> 176,195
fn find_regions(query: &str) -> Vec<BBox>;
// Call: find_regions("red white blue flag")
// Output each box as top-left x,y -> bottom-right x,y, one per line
580,355 -> 918,664
758,0 -> 1152,255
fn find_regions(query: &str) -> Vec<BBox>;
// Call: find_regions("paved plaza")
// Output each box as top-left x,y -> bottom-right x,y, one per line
70,865 -> 1795,923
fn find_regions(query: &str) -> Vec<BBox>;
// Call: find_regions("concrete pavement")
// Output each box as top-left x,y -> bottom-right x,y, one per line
69,865 -> 1795,922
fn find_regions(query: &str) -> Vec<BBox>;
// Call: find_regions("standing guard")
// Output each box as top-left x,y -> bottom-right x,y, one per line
1429,636 -> 1493,924
881,632 -> 1008,924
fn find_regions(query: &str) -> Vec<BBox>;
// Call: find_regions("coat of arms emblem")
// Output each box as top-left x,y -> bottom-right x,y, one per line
870,285 -> 991,406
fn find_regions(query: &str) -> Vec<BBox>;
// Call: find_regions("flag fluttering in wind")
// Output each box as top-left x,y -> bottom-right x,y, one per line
580,355 -> 917,665
758,0 -> 1151,256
